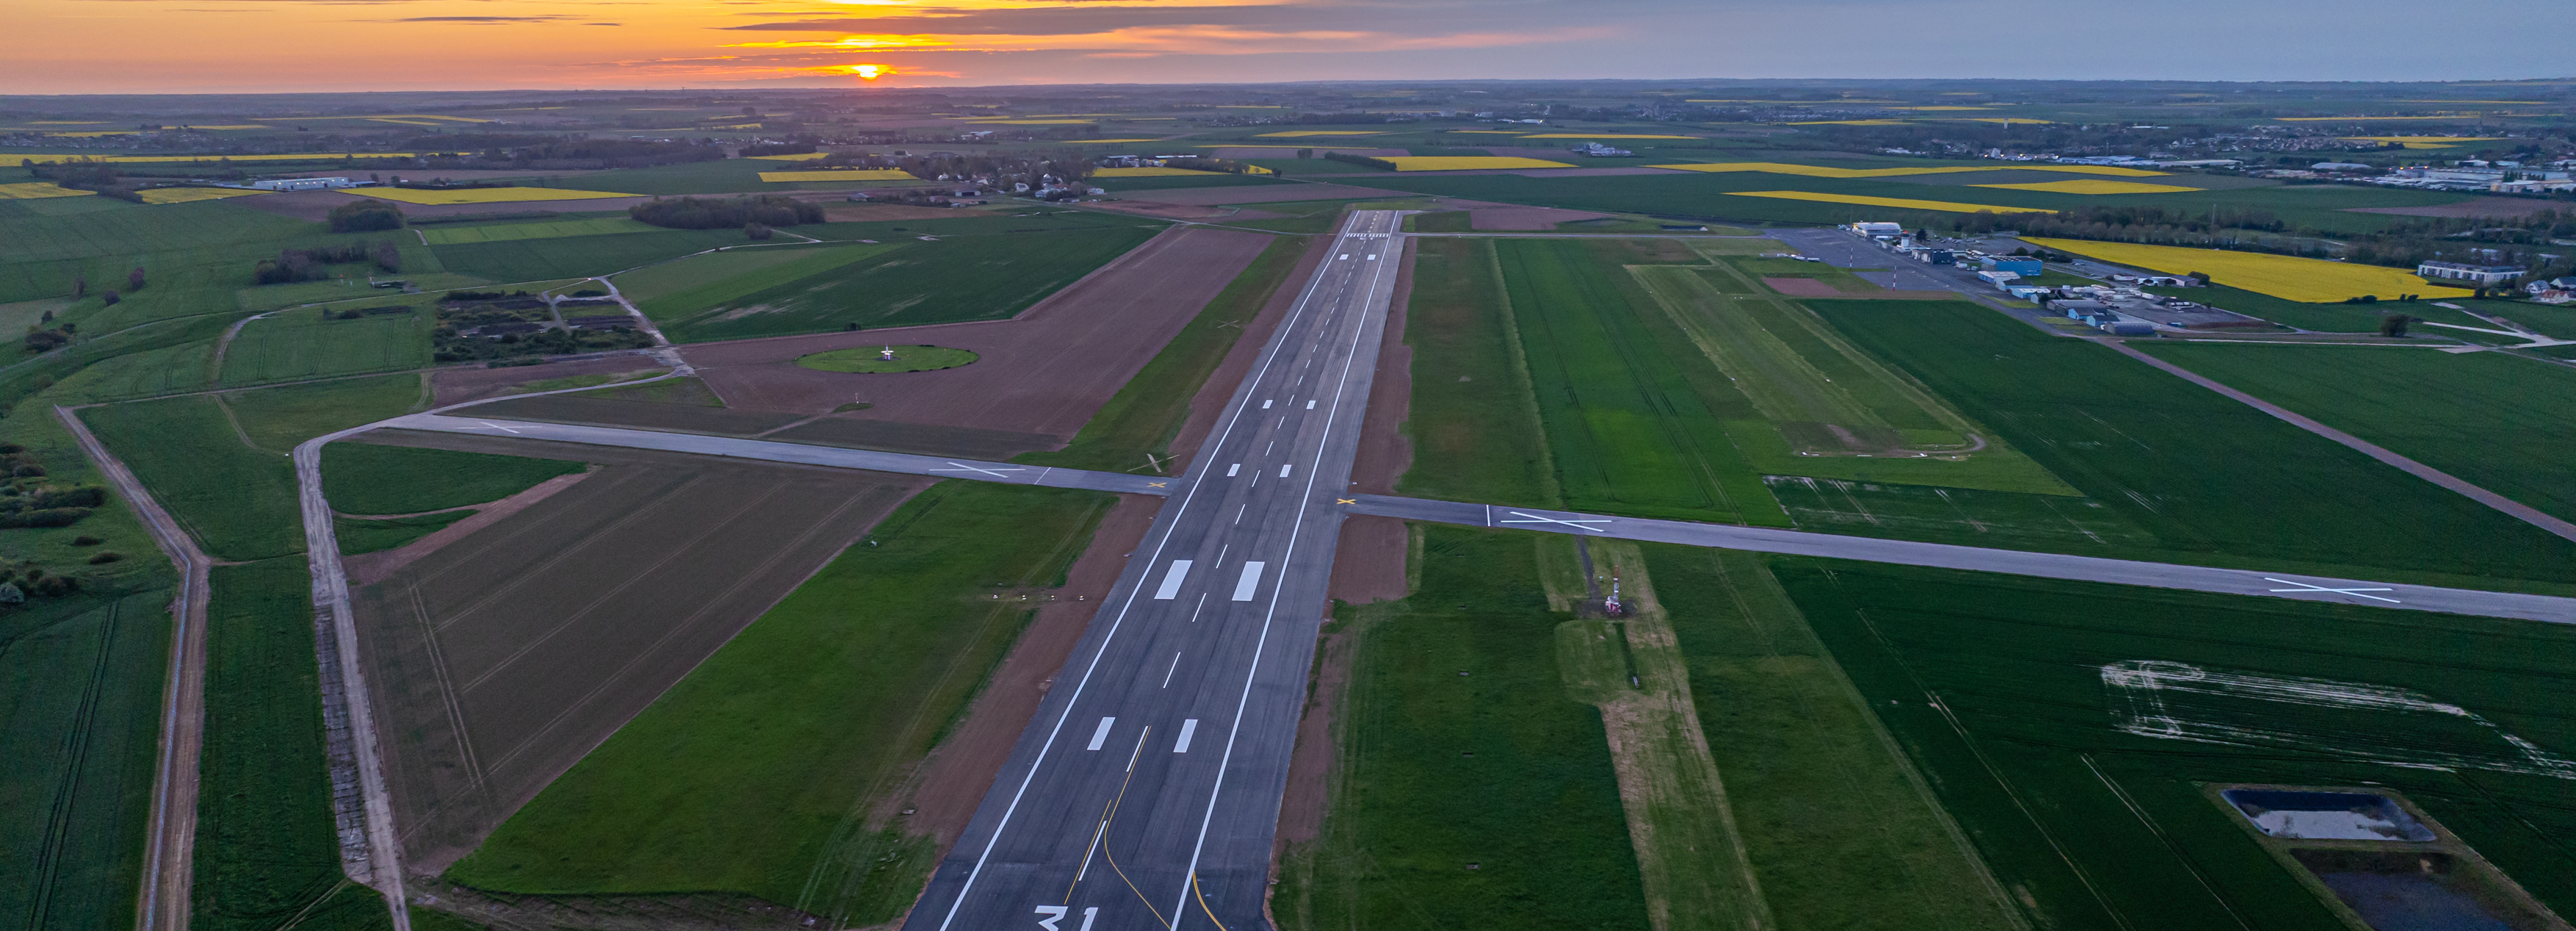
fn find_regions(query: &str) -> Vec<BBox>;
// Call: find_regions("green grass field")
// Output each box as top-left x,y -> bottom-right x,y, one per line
430,228 -> 752,283
648,226 -> 1160,342
333,511 -> 472,554
1277,525 -> 1649,931
220,373 -> 424,452
192,558 -> 401,931
1809,299 -> 2576,587
81,397 -> 303,561
46,340 -> 219,402
419,216 -> 665,245
321,442 -> 586,515
0,590 -> 173,931
608,242 -> 848,304
448,481 -> 1115,925
1490,238 -> 1783,525
807,208 -> 1161,241
1781,559 -> 2576,929
1018,233 -> 1303,472
2137,344 -> 2576,523
1395,237 -> 1558,506
217,308 -> 430,387
1090,173 -> 1293,193
1645,544 -> 2016,930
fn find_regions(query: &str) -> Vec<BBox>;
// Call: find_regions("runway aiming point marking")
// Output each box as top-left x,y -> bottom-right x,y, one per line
1153,560 -> 1193,600
1086,716 -> 1116,751
1232,562 -> 1266,601
1174,719 -> 1199,753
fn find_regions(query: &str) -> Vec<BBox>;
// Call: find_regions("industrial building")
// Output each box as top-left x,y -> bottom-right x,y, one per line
248,176 -> 359,191
2416,261 -> 2527,287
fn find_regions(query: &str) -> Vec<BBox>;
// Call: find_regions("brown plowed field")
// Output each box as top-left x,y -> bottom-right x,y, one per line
682,226 -> 1275,447
1764,276 -> 1844,297
342,430 -> 933,872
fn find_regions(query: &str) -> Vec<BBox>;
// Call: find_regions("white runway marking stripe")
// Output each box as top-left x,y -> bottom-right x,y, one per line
1232,561 -> 1266,601
1153,560 -> 1193,600
1279,464 -> 1292,478
1174,719 -> 1199,753
1226,463 -> 1240,477
1261,399 -> 1272,409
1305,399 -> 1316,410
1086,716 -> 1115,751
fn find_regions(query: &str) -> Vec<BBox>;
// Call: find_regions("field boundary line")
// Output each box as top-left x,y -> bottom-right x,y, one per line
53,405 -> 209,931
2104,339 -> 2576,544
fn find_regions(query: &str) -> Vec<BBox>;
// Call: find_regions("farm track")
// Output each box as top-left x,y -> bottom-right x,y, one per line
51,405 -> 211,931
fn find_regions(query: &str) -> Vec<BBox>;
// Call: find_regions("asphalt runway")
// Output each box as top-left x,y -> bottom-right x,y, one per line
1344,495 -> 2576,624
897,210 -> 1404,931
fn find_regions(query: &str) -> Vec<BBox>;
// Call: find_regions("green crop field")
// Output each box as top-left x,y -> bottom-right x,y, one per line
0,590 -> 173,931
430,228 -> 752,283
525,159 -> 784,195
221,374 -> 425,453
420,216 -> 664,245
2143,283 -> 2488,332
1490,238 -> 1783,525
449,481 -> 1115,926
807,207 -> 1162,241
333,511 -> 471,554
2138,344 -> 2576,523
649,226 -> 1160,342
48,339 -> 218,402
1091,173 -> 1292,192
607,242 -> 846,304
322,442 -> 587,515
192,558 -> 402,931
1020,233 -> 1304,472
81,397 -> 303,561
1395,237 -> 1557,506
1780,559 -> 2576,929
1808,299 -> 2576,588
217,308 -> 430,387
1645,544 -> 2016,930
1276,525 -> 1650,931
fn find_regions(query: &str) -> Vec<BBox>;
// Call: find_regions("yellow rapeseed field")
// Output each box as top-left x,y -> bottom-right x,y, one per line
2022,237 -> 2474,302
1972,179 -> 2204,195
748,151 -> 831,162
1092,167 -> 1224,177
0,183 -> 93,200
2341,136 -> 2501,149
757,169 -> 916,182
1381,157 -> 1575,171
1728,190 -> 2055,214
357,187 -> 640,205
1255,131 -> 1382,137
137,187 -> 264,204
1651,162 -> 2170,179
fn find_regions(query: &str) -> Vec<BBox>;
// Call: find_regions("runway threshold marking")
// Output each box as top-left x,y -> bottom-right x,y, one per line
1152,561 -> 1193,600
1086,716 -> 1116,751
2265,578 -> 2402,603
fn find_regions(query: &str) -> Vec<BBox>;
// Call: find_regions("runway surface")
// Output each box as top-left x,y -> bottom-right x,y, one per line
894,210 -> 1404,931
1344,495 -> 2576,624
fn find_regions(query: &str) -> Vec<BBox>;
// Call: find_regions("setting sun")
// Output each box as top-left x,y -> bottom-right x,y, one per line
851,63 -> 884,79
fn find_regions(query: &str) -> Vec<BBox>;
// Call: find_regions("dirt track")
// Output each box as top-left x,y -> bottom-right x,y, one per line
342,431 -> 933,873
685,226 -> 1275,445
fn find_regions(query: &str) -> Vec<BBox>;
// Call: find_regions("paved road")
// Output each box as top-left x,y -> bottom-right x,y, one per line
901,210 -> 1405,931
53,406 -> 212,931
373,414 -> 1178,497
1345,495 -> 2576,624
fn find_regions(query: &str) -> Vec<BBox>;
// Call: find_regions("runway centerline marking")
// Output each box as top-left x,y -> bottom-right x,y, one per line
1162,653 -> 1182,689
2264,578 -> 2402,603
1188,592 -> 1208,623
1498,511 -> 1613,533
1086,716 -> 1115,751
1152,560 -> 1193,600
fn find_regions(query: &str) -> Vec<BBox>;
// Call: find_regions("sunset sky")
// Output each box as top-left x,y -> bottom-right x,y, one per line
10,0 -> 2575,96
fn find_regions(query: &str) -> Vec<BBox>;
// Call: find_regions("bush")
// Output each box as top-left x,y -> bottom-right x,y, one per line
0,508 -> 90,528
71,535 -> 102,546
745,222 -> 773,240
1323,151 -> 1398,170
101,291 -> 119,306
128,267 -> 146,291
86,551 -> 123,565
328,198 -> 405,233
0,583 -> 21,604
629,195 -> 822,230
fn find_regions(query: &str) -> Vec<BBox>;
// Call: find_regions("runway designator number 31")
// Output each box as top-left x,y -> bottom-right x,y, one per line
1034,905 -> 1099,931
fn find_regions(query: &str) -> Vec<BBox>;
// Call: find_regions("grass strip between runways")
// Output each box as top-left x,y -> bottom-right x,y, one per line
1017,234 -> 1306,473
447,481 -> 1116,926
1275,525 -> 1649,931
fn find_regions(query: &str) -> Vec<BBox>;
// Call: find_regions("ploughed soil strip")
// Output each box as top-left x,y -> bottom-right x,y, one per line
687,226 -> 1275,445
339,467 -> 592,586
344,432 -> 933,873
